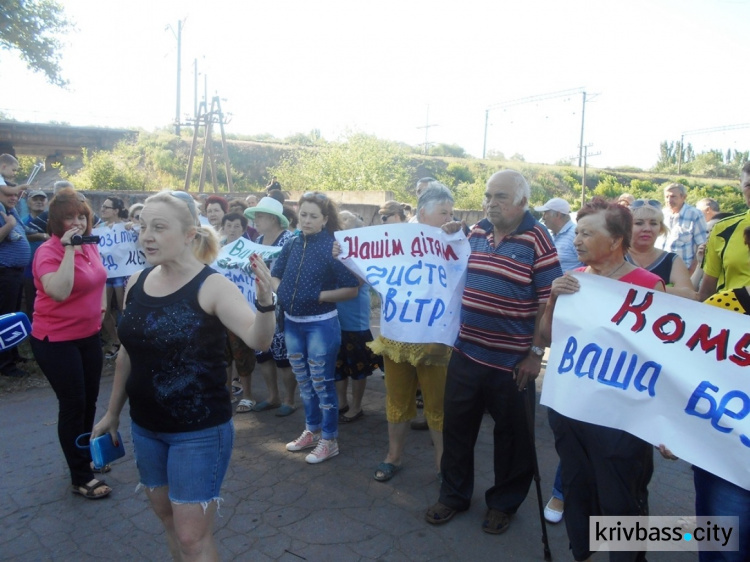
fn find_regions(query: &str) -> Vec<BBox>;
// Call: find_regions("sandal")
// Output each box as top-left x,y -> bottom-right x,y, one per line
373,461 -> 401,482
253,400 -> 281,412
339,410 -> 364,423
425,502 -> 459,525
104,344 -> 121,360
72,479 -> 111,500
236,399 -> 255,413
275,404 -> 296,417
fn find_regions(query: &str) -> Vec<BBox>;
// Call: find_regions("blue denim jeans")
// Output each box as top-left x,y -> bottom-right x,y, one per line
131,420 -> 234,505
552,463 -> 564,501
694,466 -> 750,561
284,315 -> 341,440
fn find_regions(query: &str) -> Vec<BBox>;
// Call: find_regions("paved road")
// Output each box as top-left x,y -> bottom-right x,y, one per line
0,362 -> 697,561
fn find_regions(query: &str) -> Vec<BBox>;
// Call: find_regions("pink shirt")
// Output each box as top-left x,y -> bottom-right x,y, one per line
32,237 -> 107,342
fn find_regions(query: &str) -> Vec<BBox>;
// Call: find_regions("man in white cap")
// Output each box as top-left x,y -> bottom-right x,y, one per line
534,197 -> 582,272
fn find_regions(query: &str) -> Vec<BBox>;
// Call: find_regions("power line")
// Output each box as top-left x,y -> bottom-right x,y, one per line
482,87 -> 586,160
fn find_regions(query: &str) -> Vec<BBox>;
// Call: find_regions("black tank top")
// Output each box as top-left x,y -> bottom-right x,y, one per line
120,266 -> 230,433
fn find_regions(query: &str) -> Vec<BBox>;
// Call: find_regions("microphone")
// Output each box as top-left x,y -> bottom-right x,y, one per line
0,312 -> 31,350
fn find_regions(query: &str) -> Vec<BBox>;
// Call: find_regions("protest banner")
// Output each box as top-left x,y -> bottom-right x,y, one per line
212,237 -> 283,310
92,223 -> 145,279
335,223 -> 470,346
540,273 -> 750,490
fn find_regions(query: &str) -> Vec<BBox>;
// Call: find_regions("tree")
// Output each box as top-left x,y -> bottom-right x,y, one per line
272,133 -> 412,199
0,0 -> 72,86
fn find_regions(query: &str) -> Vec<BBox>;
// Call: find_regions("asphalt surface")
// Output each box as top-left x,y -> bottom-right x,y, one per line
0,358 -> 698,561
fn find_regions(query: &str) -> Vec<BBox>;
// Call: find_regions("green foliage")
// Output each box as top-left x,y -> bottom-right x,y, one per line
67,147 -> 150,191
0,0 -> 71,86
428,143 -> 467,158
592,174 -> 626,199
271,133 -> 413,199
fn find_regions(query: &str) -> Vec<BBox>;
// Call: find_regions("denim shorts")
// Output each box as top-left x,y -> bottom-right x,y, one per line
106,276 -> 127,289
131,420 -> 234,504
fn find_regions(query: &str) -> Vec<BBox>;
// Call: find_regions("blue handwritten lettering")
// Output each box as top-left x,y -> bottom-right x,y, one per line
558,336 -> 577,373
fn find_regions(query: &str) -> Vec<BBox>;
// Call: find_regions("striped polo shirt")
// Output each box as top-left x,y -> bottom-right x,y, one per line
454,213 -> 562,372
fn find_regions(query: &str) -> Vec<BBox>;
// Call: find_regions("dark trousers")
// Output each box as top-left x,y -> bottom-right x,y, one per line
0,266 -> 24,371
439,352 -> 535,513
31,334 -> 103,486
548,408 -> 653,562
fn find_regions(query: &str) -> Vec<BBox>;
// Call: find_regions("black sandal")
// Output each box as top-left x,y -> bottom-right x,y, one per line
72,479 -> 111,500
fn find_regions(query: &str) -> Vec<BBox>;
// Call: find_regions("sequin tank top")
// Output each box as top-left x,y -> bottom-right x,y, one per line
120,266 -> 230,433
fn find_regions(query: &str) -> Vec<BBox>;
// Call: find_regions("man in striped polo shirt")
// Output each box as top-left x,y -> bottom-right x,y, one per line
425,170 -> 562,535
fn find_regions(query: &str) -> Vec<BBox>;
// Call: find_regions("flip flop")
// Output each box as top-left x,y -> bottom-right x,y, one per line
339,410 -> 364,423
373,461 -> 401,482
338,405 -> 349,415
275,404 -> 296,417
253,400 -> 281,412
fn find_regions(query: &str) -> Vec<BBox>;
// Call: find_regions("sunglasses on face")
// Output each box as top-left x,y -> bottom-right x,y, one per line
631,199 -> 662,210
381,214 -> 393,222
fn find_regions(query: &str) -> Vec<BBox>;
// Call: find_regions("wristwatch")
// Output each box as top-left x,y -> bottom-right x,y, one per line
530,345 -> 545,358
254,292 -> 277,313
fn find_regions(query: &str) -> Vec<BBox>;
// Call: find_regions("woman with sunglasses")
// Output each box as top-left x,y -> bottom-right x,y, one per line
626,199 -> 697,300
92,190 -> 276,560
272,191 -> 359,464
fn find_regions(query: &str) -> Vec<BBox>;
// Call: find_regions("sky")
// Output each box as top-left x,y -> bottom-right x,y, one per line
3,0 -> 750,170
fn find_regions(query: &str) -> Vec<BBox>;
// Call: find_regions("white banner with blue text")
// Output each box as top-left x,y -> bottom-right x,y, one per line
335,223 -> 470,346
92,223 -> 145,279
541,273 -> 750,490
211,238 -> 283,311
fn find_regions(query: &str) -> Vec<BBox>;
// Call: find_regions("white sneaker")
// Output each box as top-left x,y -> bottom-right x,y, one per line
286,430 -> 320,452
305,438 -> 339,464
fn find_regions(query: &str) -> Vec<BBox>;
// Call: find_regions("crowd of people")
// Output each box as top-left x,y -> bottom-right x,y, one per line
3,154 -> 749,561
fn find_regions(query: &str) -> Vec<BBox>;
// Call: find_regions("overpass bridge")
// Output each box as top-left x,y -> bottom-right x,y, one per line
0,121 -> 137,166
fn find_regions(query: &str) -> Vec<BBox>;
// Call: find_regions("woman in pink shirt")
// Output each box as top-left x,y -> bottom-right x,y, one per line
31,188 -> 109,499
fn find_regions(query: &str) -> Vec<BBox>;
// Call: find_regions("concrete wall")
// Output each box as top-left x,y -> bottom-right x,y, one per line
35,190 -> 484,228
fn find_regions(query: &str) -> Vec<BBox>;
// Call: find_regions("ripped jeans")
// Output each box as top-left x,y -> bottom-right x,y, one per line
284,315 -> 341,440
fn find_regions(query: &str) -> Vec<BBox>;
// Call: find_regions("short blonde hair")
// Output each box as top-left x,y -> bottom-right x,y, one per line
144,191 -> 220,264
631,204 -> 668,237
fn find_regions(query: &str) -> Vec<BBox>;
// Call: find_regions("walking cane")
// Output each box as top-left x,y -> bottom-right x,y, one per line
523,380 -> 553,560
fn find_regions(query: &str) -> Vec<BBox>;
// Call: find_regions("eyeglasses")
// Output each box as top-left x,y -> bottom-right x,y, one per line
381,214 -> 393,222
101,205 -> 114,210
170,190 -> 199,224
133,214 -> 141,221
631,199 -> 662,210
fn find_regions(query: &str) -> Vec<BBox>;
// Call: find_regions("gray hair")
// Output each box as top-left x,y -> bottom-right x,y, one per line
339,210 -> 364,228
664,182 -> 687,197
417,181 -> 454,214
53,180 -> 74,193
697,197 -> 720,212
487,170 -> 531,209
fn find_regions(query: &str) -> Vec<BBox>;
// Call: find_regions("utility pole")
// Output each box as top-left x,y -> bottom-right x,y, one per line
193,58 -> 198,120
574,144 -> 600,207
416,105 -> 438,154
175,20 -> 182,136
578,91 -> 586,167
